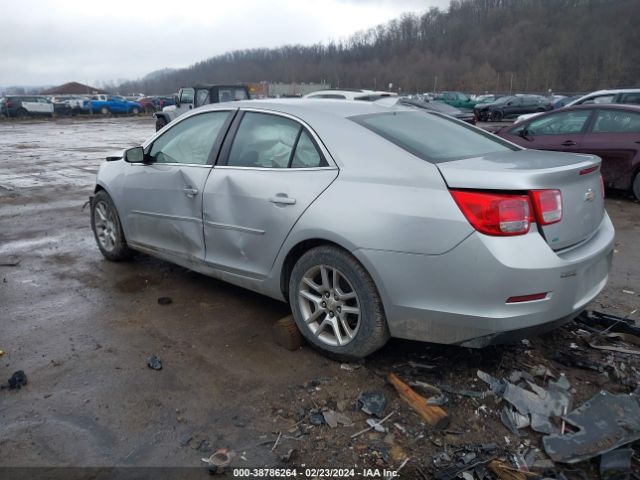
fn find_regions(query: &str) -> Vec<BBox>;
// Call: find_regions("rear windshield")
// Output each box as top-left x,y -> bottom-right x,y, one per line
351,111 -> 518,163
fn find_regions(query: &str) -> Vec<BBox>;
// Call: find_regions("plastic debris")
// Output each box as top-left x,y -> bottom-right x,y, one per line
599,448 -> 633,480
357,390 -> 387,417
543,390 -> 640,463
4,370 -> 27,390
202,448 -> 233,474
308,410 -> 325,425
366,418 -> 387,433
322,410 -> 352,428
157,297 -> 173,305
147,355 -> 162,370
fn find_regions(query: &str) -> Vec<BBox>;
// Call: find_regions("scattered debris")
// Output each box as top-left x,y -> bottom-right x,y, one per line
576,310 -> 640,337
599,448 -> 633,480
0,349 -> 4,357
3,370 -> 28,390
202,448 -> 234,474
388,372 -> 450,429
439,384 -> 486,399
487,459 -> 537,479
366,418 -> 387,433
408,360 -> 437,370
340,363 -> 361,371
322,409 -> 352,428
147,355 -> 162,370
350,411 -> 395,439
272,315 -> 302,351
179,433 -> 193,447
543,390 -> 640,463
357,390 -> 387,417
280,448 -> 295,462
308,410 -> 325,426
408,380 -> 443,396
157,297 -> 173,305
478,370 -> 571,434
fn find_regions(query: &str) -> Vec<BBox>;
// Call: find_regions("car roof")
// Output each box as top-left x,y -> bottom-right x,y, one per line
198,98 -> 413,119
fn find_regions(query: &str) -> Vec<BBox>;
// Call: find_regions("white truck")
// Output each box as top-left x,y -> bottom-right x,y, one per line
154,84 -> 250,131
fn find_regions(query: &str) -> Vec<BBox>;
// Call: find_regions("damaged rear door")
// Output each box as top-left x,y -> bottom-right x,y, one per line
121,110 -> 234,259
202,110 -> 338,278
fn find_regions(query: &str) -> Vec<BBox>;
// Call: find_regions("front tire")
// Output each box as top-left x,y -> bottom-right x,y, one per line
100,107 -> 109,115
131,107 -> 140,115
91,190 -> 133,261
289,246 -> 389,359
490,110 -> 503,121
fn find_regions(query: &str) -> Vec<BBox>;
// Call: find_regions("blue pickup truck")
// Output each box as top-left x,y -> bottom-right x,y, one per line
88,95 -> 143,115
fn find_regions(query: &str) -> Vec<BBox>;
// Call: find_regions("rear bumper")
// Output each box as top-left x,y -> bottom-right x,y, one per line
354,212 -> 615,347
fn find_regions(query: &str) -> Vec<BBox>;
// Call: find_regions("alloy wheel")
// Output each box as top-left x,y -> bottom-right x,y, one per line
297,265 -> 361,346
94,200 -> 117,252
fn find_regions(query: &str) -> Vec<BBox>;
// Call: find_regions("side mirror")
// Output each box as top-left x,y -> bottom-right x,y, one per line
124,146 -> 147,163
518,128 -> 533,141
174,95 -> 180,107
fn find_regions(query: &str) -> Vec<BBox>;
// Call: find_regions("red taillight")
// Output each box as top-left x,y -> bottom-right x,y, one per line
599,174 -> 605,198
506,292 -> 548,303
530,189 -> 562,225
450,190 -> 532,236
6,100 -> 12,108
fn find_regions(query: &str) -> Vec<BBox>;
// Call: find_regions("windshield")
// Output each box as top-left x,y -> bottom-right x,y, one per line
351,111 -> 518,163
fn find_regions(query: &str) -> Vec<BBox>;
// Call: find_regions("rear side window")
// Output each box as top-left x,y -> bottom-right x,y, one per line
525,110 -> 591,135
592,110 -> 640,133
308,94 -> 346,99
579,94 -> 615,105
227,112 -> 328,168
352,111 -> 517,163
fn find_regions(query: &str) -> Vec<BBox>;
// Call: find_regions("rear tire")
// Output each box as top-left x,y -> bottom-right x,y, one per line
633,172 -> 640,201
91,190 -> 133,261
288,245 -> 389,359
100,107 -> 109,115
155,117 -> 167,131
491,110 -> 503,121
16,108 -> 27,118
131,107 -> 140,115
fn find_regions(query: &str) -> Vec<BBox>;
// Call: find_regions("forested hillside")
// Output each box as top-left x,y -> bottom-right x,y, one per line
119,0 -> 640,95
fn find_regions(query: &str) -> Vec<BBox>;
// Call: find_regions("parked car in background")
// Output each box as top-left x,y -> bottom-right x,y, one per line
0,95 -> 54,117
303,89 -> 397,101
90,99 -> 613,358
496,104 -> 640,200
154,84 -> 250,131
89,95 -> 143,115
474,94 -> 502,105
436,91 -> 477,109
135,97 -> 157,114
474,95 -> 553,121
380,96 -> 476,124
517,89 -> 640,123
554,95 -> 580,108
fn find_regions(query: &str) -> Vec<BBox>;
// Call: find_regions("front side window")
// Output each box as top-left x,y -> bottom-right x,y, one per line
227,112 -> 327,168
180,89 -> 194,104
592,109 -> 640,133
524,110 -> 591,135
352,111 -> 517,163
150,111 -> 230,165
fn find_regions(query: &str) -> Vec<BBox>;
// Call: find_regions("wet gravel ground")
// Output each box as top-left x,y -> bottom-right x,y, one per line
0,116 -> 639,476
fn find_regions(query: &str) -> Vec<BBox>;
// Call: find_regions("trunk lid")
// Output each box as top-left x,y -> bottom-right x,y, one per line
438,149 -> 604,250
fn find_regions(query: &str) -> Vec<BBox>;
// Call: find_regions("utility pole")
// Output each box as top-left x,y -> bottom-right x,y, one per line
509,73 -> 514,95
433,76 -> 438,93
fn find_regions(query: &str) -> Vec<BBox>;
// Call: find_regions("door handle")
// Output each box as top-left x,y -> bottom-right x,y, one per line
182,187 -> 198,197
561,140 -> 577,147
269,195 -> 296,205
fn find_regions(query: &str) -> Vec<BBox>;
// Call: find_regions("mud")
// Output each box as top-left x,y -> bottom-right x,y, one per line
0,117 -> 638,474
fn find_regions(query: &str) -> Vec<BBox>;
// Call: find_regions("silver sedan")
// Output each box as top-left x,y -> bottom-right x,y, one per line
90,99 -> 614,358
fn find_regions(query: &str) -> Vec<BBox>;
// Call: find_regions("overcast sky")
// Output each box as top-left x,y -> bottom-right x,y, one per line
0,0 -> 450,87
